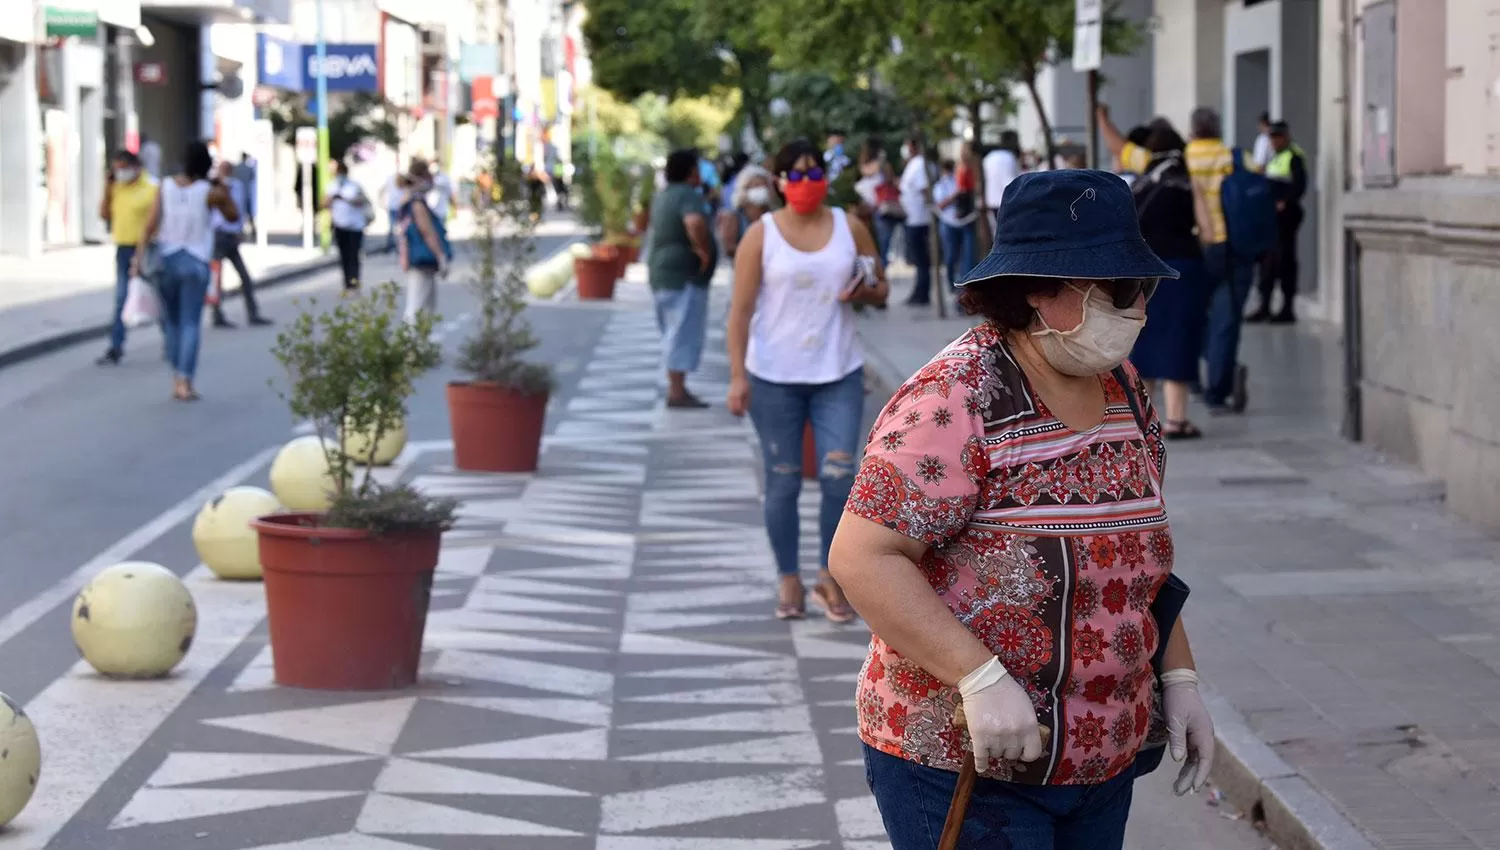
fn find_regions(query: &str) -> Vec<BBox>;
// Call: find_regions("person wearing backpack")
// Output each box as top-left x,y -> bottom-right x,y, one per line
1247,121 -> 1308,324
1188,107 -> 1266,415
399,163 -> 452,324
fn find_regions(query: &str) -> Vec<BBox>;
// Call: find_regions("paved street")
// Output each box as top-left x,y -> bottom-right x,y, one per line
0,250 -> 1271,848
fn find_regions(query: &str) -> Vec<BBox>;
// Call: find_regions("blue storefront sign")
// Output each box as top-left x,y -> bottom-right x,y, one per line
258,33 -> 304,91
305,44 -> 379,93
257,34 -> 378,94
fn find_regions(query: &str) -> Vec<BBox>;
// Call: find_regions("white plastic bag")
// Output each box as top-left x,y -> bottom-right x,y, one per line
121,275 -> 161,328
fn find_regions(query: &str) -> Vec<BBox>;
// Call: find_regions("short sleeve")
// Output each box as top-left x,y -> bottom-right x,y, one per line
846,363 -> 988,548
677,188 -> 703,220
1120,142 -> 1150,174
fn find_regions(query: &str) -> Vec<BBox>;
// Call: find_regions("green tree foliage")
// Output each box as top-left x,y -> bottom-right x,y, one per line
265,92 -> 400,161
765,72 -> 916,150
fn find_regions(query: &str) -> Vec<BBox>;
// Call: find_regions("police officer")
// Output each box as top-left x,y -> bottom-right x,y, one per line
1249,120 -> 1308,324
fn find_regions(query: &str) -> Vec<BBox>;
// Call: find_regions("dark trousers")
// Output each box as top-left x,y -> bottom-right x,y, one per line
1258,206 -> 1304,311
904,223 -> 932,304
212,231 -> 260,321
1203,242 -> 1256,407
333,227 -> 364,290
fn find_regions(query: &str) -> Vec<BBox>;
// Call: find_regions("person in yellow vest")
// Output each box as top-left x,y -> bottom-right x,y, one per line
96,150 -> 159,366
1248,121 -> 1308,324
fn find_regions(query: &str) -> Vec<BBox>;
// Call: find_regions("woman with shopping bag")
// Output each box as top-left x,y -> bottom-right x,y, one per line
829,170 -> 1215,849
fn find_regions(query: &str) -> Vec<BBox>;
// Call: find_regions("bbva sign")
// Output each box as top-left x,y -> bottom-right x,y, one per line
307,53 -> 377,80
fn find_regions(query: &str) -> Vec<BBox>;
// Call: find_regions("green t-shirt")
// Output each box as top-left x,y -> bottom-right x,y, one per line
647,183 -> 716,291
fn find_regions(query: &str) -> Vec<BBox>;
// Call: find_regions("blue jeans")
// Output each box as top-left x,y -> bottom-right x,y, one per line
875,216 -> 899,267
940,220 -> 974,287
906,223 -> 932,304
157,250 -> 211,381
652,284 -> 709,374
864,745 -> 1134,850
1202,241 -> 1255,407
748,368 -> 865,576
108,245 -> 137,353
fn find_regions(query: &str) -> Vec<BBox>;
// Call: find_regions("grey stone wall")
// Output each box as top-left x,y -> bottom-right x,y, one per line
1345,176 -> 1500,530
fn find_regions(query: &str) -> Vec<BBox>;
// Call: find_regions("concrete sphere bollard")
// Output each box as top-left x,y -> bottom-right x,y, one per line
341,417 -> 407,467
269,435 -> 339,511
192,486 -> 280,580
72,562 -> 197,679
0,693 -> 40,828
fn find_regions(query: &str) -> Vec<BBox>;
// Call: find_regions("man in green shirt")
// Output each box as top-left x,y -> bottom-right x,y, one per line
646,149 -> 718,408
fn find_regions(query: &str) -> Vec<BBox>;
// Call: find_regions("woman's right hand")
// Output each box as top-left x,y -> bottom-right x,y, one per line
726,376 -> 751,417
960,659 -> 1046,770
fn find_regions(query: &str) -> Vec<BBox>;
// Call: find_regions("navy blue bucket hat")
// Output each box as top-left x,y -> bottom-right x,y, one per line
959,169 -> 1179,287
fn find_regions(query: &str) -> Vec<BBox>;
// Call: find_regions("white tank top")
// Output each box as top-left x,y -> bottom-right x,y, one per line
746,208 -> 865,384
156,178 -> 215,264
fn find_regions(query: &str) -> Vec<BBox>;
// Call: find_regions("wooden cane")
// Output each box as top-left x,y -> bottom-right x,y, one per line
937,705 -> 1052,850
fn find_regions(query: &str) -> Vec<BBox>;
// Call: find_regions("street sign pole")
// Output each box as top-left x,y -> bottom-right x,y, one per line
296,126 -> 317,250
1073,0 -> 1104,169
314,0 -> 330,252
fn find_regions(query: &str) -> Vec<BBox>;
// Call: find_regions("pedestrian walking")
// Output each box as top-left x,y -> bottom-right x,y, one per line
646,148 -> 718,409
135,141 -> 238,401
96,150 -> 158,366
726,138 -> 889,622
934,159 -> 977,295
233,153 -> 258,240
981,130 -> 1021,236
1129,121 -> 1211,439
1251,111 -> 1275,170
398,163 -> 452,324
858,139 -> 904,268
1247,120 -> 1308,324
325,159 -> 371,293
427,160 -> 456,220
381,170 -> 404,254
829,170 -> 1214,850
717,163 -> 775,258
899,133 -> 934,305
210,161 -> 270,327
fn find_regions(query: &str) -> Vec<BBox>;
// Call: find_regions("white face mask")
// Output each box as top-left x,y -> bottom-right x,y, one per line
115,168 -> 137,183
1031,284 -> 1146,376
745,185 -> 771,207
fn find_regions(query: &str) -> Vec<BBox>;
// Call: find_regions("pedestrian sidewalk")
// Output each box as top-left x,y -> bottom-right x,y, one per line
0,235 -> 331,369
857,278 -> 1500,850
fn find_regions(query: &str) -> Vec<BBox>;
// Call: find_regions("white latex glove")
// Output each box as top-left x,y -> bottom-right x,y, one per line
958,657 -> 1045,771
1161,668 -> 1214,796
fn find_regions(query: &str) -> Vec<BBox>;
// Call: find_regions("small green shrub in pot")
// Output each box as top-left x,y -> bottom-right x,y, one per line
268,283 -> 457,533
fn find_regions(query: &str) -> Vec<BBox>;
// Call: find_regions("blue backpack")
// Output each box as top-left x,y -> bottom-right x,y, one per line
1218,147 -> 1277,261
403,198 -> 453,269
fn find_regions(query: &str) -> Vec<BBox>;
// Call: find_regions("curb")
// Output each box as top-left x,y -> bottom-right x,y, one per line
0,254 -> 341,373
854,325 -> 1377,850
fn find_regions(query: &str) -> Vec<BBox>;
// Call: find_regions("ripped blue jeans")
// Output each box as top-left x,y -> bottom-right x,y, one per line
748,367 -> 865,576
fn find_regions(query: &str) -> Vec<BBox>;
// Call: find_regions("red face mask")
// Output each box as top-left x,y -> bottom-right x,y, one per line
782,179 -> 828,214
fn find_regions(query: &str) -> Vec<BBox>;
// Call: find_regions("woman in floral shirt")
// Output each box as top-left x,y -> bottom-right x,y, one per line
829,170 -> 1215,849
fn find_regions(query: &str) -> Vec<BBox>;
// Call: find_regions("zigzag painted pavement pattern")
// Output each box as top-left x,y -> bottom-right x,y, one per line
41,279 -> 891,849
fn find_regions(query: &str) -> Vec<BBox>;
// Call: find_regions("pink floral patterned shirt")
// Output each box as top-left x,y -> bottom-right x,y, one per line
847,323 -> 1173,785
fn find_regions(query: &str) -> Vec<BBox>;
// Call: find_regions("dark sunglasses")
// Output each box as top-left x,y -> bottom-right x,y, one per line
1106,278 -> 1159,309
783,167 -> 826,183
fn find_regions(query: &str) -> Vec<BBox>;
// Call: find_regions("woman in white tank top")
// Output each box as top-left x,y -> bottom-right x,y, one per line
726,139 -> 890,622
135,141 -> 239,400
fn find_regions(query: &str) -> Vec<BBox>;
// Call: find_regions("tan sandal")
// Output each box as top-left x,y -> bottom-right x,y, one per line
812,584 -> 857,624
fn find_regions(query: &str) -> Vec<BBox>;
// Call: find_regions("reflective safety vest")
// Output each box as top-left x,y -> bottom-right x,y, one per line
1265,143 -> 1305,181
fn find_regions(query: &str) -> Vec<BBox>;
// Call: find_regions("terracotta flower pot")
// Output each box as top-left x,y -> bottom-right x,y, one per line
447,381 -> 549,472
574,255 -> 618,301
803,420 -> 818,480
252,513 -> 441,691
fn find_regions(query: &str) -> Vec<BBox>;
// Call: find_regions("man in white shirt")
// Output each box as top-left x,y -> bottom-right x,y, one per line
982,130 -> 1021,236
1252,111 -> 1274,168
899,133 -> 933,305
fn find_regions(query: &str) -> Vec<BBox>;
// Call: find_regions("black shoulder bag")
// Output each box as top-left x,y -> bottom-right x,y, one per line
1111,366 -> 1191,777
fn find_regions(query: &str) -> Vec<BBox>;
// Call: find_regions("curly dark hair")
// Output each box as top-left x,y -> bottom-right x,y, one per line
957,276 -> 1066,332
773,138 -> 824,175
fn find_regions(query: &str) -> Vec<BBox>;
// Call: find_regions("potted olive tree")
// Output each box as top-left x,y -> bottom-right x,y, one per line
572,156 -> 618,301
446,161 -> 554,472
595,149 -> 635,280
255,283 -> 457,691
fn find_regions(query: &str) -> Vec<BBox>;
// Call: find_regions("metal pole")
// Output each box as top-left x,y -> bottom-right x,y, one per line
1086,69 -> 1100,169
314,0 -> 331,251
